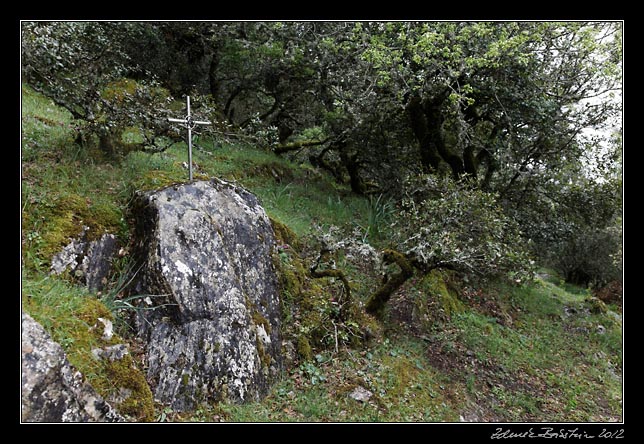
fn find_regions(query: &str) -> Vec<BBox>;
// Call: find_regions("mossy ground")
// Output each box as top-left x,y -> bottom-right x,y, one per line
22,84 -> 622,423
22,273 -> 155,421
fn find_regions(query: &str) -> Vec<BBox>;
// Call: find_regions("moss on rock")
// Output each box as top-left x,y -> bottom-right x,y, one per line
96,354 -> 155,421
38,194 -> 87,262
77,300 -> 155,421
585,296 -> 608,314
24,189 -> 122,272
23,276 -> 155,421
271,216 -> 382,361
252,310 -> 272,335
270,217 -> 302,252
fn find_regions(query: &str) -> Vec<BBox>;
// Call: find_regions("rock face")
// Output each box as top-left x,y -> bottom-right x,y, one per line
131,179 -> 282,411
21,313 -> 123,422
50,227 -> 118,292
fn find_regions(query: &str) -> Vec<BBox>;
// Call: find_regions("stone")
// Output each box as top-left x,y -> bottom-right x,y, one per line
84,233 -> 118,291
607,310 -> 622,325
50,228 -> 118,292
21,313 -> 123,422
91,344 -> 129,362
348,386 -> 372,403
586,296 -> 608,314
563,305 -> 577,317
131,179 -> 282,411
97,317 -> 113,341
459,405 -> 487,422
281,340 -> 297,368
50,226 -> 89,275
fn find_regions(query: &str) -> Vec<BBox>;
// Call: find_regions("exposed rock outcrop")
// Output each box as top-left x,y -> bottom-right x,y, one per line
131,179 -> 282,411
21,313 -> 123,422
50,227 -> 118,292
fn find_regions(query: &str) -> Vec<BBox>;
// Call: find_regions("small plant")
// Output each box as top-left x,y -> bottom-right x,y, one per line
363,193 -> 393,241
298,361 -> 327,386
99,260 -> 176,334
466,374 -> 476,394
156,407 -> 174,423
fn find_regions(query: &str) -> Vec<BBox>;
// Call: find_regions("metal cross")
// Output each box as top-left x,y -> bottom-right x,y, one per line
167,96 -> 212,181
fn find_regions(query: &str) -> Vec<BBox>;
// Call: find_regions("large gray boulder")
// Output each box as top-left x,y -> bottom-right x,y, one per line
21,313 -> 123,422
131,179 -> 282,411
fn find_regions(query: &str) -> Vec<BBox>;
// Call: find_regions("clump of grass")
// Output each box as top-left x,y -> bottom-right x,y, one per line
360,194 -> 394,242
22,84 -> 76,162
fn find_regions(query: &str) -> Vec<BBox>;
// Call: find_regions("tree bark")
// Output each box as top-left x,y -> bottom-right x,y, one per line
366,250 -> 414,319
98,130 -> 120,158
208,52 -> 220,97
224,85 -> 243,124
406,94 -> 442,172
476,148 -> 497,190
424,101 -> 465,178
340,150 -> 366,194
463,145 -> 478,178
464,145 -> 497,189
310,145 -> 345,183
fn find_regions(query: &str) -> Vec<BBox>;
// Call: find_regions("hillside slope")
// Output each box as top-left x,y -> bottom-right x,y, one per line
21,84 -> 622,422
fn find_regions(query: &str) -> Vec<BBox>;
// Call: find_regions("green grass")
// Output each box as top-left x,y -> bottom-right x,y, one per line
440,278 -> 622,421
173,338 -> 461,422
21,83 -> 75,162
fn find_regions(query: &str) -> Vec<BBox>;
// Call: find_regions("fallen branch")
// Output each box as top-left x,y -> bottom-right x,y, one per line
310,249 -> 352,319
310,267 -> 352,305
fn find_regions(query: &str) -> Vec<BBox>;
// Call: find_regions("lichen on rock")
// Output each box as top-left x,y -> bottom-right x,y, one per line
130,179 -> 282,411
50,227 -> 118,292
21,313 -> 124,422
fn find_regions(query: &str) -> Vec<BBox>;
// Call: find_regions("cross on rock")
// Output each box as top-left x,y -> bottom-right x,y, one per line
168,96 -> 212,181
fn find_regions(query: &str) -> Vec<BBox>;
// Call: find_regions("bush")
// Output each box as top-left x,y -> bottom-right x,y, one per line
552,225 -> 622,288
393,174 -> 534,282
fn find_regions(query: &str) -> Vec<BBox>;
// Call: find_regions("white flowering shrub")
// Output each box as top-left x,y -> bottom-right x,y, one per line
394,174 -> 534,282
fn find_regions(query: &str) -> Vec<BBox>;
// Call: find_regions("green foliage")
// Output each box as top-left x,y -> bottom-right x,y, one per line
514,171 -> 622,287
394,174 -> 534,281
22,22 -> 175,156
553,225 -> 622,287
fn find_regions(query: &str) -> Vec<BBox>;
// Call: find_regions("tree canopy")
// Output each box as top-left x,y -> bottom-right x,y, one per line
21,21 -> 622,287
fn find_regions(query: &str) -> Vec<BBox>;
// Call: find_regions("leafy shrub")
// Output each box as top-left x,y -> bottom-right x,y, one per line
520,178 -> 622,288
393,174 -> 534,282
552,225 -> 622,288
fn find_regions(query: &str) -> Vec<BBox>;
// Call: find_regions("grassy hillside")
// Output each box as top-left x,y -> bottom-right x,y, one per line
21,84 -> 622,422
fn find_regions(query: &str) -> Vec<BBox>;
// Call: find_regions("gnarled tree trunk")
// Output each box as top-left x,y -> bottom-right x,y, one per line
366,250 -> 414,319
